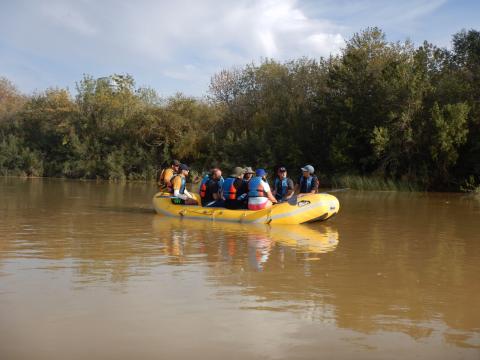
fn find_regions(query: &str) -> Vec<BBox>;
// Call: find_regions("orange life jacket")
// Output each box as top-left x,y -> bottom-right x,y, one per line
199,175 -> 209,199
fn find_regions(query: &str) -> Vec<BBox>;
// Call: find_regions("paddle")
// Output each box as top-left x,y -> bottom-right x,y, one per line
323,188 -> 350,193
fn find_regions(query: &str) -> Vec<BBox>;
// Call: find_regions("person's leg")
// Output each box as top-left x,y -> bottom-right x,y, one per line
232,201 -> 244,210
171,197 -> 185,205
224,201 -> 234,210
207,199 -> 225,208
185,198 -> 198,205
248,199 -> 271,210
226,201 -> 243,210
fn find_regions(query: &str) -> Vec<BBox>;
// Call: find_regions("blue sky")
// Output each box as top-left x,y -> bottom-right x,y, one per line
0,0 -> 478,97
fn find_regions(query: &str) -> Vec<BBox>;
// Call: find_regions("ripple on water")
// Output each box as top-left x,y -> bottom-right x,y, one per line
1,180 -> 479,359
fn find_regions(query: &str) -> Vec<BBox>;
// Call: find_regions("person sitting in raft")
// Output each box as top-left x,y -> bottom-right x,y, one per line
272,166 -> 295,202
247,168 -> 278,210
158,159 -> 180,191
199,168 -> 223,207
295,164 -> 320,195
240,166 -> 255,202
243,167 -> 255,183
223,167 -> 248,210
171,164 -> 198,205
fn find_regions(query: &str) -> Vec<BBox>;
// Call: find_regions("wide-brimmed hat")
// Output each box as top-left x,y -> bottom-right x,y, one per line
301,165 -> 314,174
244,166 -> 255,174
230,166 -> 245,177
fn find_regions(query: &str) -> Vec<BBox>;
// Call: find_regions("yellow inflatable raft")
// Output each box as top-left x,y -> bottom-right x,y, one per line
152,192 -> 339,225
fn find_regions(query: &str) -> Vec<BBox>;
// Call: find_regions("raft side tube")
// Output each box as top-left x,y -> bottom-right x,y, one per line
152,192 -> 340,225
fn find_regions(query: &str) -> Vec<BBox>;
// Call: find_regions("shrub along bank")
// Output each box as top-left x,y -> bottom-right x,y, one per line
1,28 -> 479,191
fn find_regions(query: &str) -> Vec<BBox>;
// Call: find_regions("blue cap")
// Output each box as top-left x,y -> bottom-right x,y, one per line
256,168 -> 267,177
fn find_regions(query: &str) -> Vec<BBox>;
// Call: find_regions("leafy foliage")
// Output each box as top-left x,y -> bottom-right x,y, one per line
1,28 -> 479,191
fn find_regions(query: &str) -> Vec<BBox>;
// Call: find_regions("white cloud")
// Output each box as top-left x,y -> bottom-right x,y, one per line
0,0 -> 459,95
41,1 -> 97,36
302,33 -> 344,54
109,0 -> 345,63
1,0 -> 344,61
303,0 -> 449,34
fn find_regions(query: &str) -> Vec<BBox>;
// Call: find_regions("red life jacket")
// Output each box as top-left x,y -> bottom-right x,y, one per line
199,175 -> 209,199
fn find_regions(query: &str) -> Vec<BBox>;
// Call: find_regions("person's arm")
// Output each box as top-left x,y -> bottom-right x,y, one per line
267,191 -> 277,203
294,176 -> 301,194
173,189 -> 187,200
172,177 -> 187,200
240,180 -> 248,196
164,169 -> 174,187
235,180 -> 247,201
284,179 -> 294,200
184,188 -> 194,199
157,169 -> 165,186
264,182 -> 277,203
212,182 -> 221,200
311,176 -> 319,194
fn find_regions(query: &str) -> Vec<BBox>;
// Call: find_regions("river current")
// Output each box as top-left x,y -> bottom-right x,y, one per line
0,178 -> 479,359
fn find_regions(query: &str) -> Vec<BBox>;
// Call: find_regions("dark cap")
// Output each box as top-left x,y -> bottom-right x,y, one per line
172,159 -> 181,166
179,164 -> 190,171
278,166 -> 287,172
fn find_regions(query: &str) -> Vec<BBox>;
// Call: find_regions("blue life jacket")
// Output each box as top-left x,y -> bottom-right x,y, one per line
248,177 -> 266,198
179,176 -> 186,194
299,175 -> 314,193
222,177 -> 237,200
274,178 -> 288,199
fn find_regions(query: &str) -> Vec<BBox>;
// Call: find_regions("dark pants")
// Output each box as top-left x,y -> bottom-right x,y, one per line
203,200 -> 225,208
224,200 -> 247,210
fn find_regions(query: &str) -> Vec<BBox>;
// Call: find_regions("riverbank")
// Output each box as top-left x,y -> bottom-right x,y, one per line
331,175 -> 422,192
3,174 -> 479,193
2,28 -> 480,195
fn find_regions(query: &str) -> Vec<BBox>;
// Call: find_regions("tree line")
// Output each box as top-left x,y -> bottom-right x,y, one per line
1,28 -> 479,191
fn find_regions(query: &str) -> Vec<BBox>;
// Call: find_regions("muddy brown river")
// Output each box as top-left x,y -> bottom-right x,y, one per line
0,178 -> 479,359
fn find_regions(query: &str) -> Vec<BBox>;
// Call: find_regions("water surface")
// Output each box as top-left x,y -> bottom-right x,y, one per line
0,178 -> 479,359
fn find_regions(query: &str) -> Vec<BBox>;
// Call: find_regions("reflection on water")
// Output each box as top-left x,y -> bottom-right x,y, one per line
0,178 -> 479,360
152,218 -> 339,271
